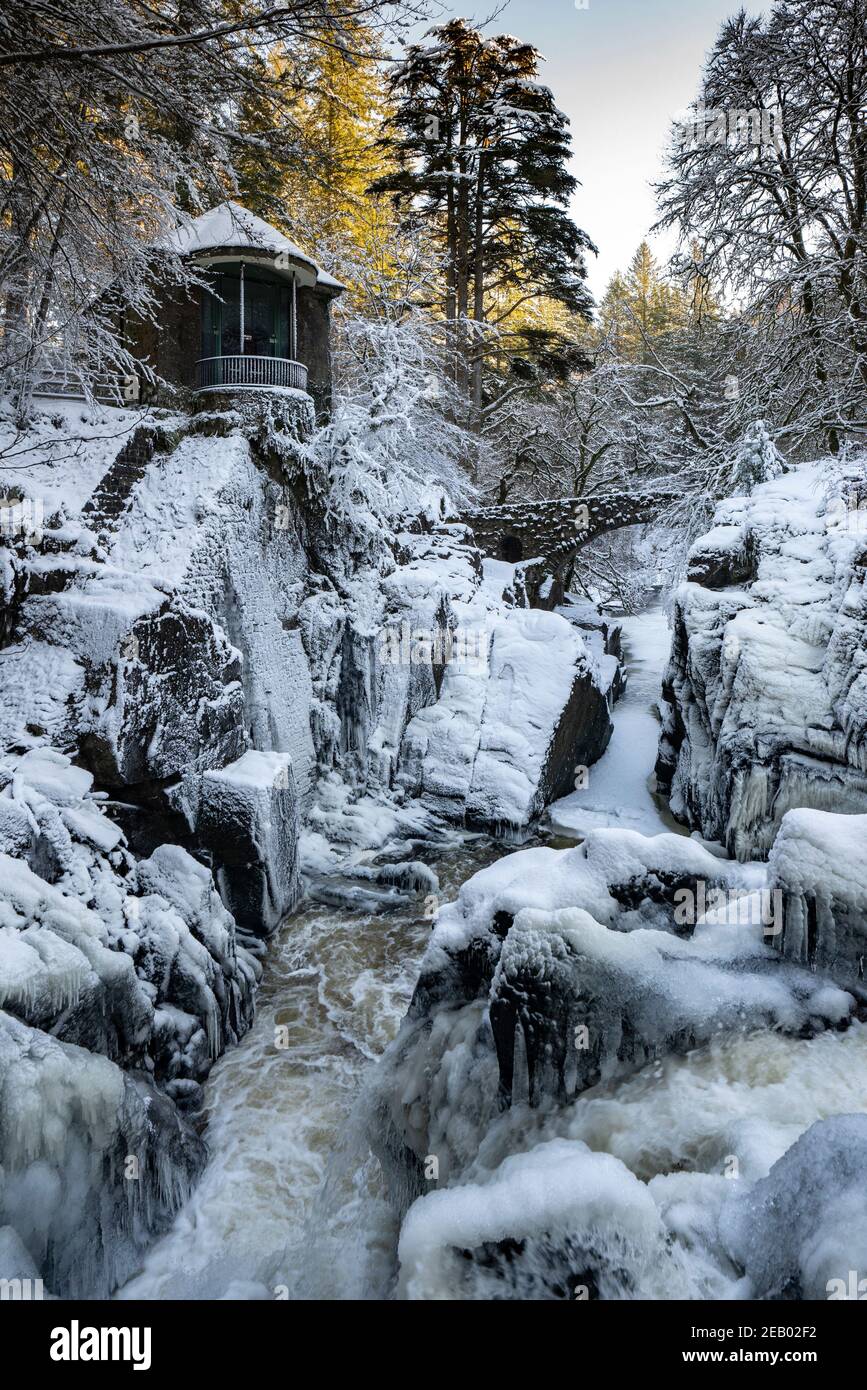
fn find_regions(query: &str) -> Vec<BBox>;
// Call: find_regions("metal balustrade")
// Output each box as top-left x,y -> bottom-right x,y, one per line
33,357 -> 127,404
195,355 -> 308,393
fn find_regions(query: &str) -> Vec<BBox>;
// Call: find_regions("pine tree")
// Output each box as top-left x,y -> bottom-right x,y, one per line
731,420 -> 786,494
371,19 -> 595,429
598,241 -> 687,360
235,20 -> 392,261
286,22 -> 390,253
628,242 -> 659,335
597,271 -> 632,355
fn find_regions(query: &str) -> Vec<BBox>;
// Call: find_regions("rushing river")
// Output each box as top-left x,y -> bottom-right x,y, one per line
118,832 -> 519,1300
118,607 -> 867,1300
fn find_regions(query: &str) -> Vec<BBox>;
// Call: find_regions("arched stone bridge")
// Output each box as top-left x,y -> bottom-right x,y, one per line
460,486 -> 676,608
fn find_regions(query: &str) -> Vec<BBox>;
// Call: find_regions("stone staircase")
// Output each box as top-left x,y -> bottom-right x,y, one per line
81,424 -> 177,539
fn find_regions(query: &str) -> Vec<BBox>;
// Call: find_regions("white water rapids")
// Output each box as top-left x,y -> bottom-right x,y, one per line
118,836 -> 510,1300
118,609 -> 867,1300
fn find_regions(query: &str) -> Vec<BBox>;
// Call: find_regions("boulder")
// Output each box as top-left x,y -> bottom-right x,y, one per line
181,750 -> 302,934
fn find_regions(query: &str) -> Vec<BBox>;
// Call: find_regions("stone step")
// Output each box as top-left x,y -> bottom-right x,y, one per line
81,425 -> 174,535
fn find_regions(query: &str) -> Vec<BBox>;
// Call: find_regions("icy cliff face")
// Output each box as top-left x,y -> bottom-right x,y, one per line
0,1011 -> 206,1299
657,458 -> 867,859
0,414 -> 311,922
0,746 -> 258,1295
298,526 -> 467,798
372,830 -> 863,1301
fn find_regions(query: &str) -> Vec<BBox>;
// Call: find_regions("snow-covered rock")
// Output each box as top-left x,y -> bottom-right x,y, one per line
0,748 -> 258,1085
81,591 -> 247,786
396,1107 -> 867,1302
298,522 -> 616,837
372,829 -> 858,1298
0,746 -> 260,1296
299,528 -> 465,795
721,1114 -> 867,1300
0,1009 -> 205,1299
104,428 -> 317,799
397,1138 -> 675,1301
181,750 -> 301,932
0,411 -> 319,926
396,540 -> 614,830
768,807 -> 867,989
657,459 -> 867,858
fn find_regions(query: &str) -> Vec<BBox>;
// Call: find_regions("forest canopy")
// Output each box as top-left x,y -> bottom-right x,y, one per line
2,0 -> 866,570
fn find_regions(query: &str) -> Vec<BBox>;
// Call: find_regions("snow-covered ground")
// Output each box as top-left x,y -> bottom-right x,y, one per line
547,604 -> 681,839
0,401 -> 168,514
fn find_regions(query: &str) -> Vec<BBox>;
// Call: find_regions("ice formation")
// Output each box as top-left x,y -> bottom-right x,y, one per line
657,458 -> 867,858
720,1114 -> 867,1300
370,827 -> 866,1299
768,806 -> 867,988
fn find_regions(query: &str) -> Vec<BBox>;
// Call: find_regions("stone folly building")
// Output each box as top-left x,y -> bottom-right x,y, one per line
125,201 -> 344,419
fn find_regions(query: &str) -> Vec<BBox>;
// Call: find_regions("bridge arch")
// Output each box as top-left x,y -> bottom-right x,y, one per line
499,534 -> 524,563
459,488 -> 675,608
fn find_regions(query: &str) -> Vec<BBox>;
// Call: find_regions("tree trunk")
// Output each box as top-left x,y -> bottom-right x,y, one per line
471,148 -> 486,435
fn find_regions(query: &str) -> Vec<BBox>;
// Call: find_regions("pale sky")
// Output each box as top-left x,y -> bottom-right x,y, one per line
421,0 -> 768,302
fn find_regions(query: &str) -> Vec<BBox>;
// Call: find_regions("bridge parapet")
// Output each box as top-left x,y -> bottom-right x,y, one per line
459,488 -> 675,606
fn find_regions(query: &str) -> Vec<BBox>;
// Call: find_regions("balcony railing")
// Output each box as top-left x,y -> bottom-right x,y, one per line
195,355 -> 308,393
33,355 -> 129,405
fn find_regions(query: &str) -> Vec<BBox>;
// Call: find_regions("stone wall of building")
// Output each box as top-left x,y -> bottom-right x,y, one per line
126,280 -> 335,417
125,287 -> 203,402
296,287 -> 334,420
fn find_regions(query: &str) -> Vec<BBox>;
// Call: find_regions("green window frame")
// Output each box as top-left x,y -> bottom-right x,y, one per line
201,264 -> 292,360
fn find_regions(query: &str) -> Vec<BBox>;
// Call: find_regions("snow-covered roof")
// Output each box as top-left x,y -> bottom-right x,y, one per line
163,201 -> 344,294
316,268 -> 345,295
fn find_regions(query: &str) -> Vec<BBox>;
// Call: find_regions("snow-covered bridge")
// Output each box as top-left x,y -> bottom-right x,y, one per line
460,486 -> 675,605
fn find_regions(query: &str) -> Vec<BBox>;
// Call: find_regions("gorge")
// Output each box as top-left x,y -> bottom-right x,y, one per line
2,392 -> 867,1302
